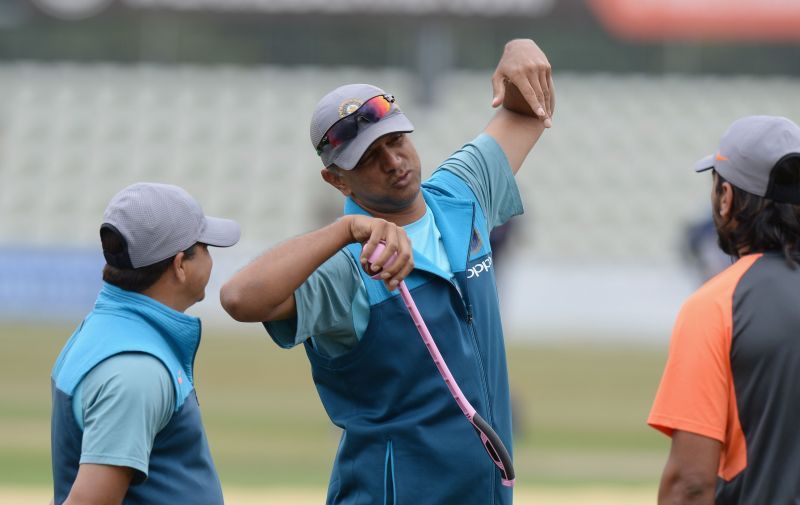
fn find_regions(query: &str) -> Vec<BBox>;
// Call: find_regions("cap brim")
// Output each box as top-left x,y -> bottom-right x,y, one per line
694,154 -> 715,173
331,113 -> 415,170
199,216 -> 241,248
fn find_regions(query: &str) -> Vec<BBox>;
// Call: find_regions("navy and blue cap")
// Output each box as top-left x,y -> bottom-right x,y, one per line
310,83 -> 415,170
695,115 -> 800,204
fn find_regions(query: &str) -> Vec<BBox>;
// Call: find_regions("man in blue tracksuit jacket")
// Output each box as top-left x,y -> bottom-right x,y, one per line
51,183 -> 240,505
221,39 -> 554,504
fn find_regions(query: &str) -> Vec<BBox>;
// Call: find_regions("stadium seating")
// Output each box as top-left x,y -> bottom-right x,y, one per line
1,65 -> 798,334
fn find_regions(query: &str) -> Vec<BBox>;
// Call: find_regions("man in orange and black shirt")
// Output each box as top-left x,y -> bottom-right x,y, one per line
649,115 -> 800,504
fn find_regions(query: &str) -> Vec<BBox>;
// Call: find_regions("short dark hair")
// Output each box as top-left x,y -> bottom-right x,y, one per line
714,156 -> 800,266
100,226 -> 196,293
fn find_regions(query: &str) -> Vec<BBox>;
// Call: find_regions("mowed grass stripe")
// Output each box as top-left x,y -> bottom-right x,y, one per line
0,323 -> 669,487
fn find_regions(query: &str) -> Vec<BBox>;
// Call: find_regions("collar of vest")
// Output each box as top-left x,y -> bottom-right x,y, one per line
52,283 -> 203,404
94,283 -> 202,373
343,188 -> 476,275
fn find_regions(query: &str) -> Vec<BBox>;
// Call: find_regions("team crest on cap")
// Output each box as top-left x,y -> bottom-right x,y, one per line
339,98 -> 363,118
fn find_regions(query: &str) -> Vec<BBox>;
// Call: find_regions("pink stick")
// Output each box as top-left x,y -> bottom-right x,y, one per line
367,242 -> 515,487
397,281 -> 477,420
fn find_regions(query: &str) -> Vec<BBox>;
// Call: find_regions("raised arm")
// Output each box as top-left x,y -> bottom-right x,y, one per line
484,39 -> 554,174
220,215 -> 413,323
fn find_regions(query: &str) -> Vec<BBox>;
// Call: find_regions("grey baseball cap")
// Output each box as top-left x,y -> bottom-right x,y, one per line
695,115 -> 800,203
310,83 -> 414,170
102,182 -> 241,269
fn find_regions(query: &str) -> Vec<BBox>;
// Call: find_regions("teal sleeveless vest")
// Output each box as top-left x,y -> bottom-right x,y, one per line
306,170 -> 513,504
51,283 -> 223,505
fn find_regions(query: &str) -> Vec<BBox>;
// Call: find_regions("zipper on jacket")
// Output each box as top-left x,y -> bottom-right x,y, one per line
461,205 -> 493,427
462,205 -> 498,502
384,439 -> 396,505
466,303 -> 492,421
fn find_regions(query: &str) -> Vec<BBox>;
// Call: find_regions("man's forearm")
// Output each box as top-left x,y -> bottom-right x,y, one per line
484,38 -> 553,173
657,431 -> 720,505
62,464 -> 132,505
220,217 -> 354,322
658,453 -> 717,505
659,475 -> 716,505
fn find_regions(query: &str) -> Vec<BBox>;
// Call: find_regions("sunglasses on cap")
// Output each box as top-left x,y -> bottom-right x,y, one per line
316,94 -> 396,155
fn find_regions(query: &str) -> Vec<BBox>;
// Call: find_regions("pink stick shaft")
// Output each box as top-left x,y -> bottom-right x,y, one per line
398,281 -> 477,420
367,243 -> 514,487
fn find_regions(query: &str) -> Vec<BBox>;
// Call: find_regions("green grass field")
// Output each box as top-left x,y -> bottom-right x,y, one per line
0,323 -> 669,501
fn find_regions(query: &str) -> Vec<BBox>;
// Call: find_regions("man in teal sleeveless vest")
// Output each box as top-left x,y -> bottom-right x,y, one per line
222,39 -> 554,504
51,182 -> 240,505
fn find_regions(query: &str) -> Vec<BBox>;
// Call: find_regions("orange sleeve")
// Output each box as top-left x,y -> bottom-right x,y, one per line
647,285 -> 732,443
649,255 -> 760,480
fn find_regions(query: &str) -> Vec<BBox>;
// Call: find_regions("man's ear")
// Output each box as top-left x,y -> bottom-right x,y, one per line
719,181 -> 734,220
321,167 -> 351,197
171,252 -> 187,283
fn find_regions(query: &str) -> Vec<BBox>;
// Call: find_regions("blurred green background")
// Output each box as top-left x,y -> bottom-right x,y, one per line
0,323 -> 668,492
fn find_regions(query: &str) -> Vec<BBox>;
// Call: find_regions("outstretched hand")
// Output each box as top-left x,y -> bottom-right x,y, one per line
347,215 -> 414,290
491,39 -> 554,128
